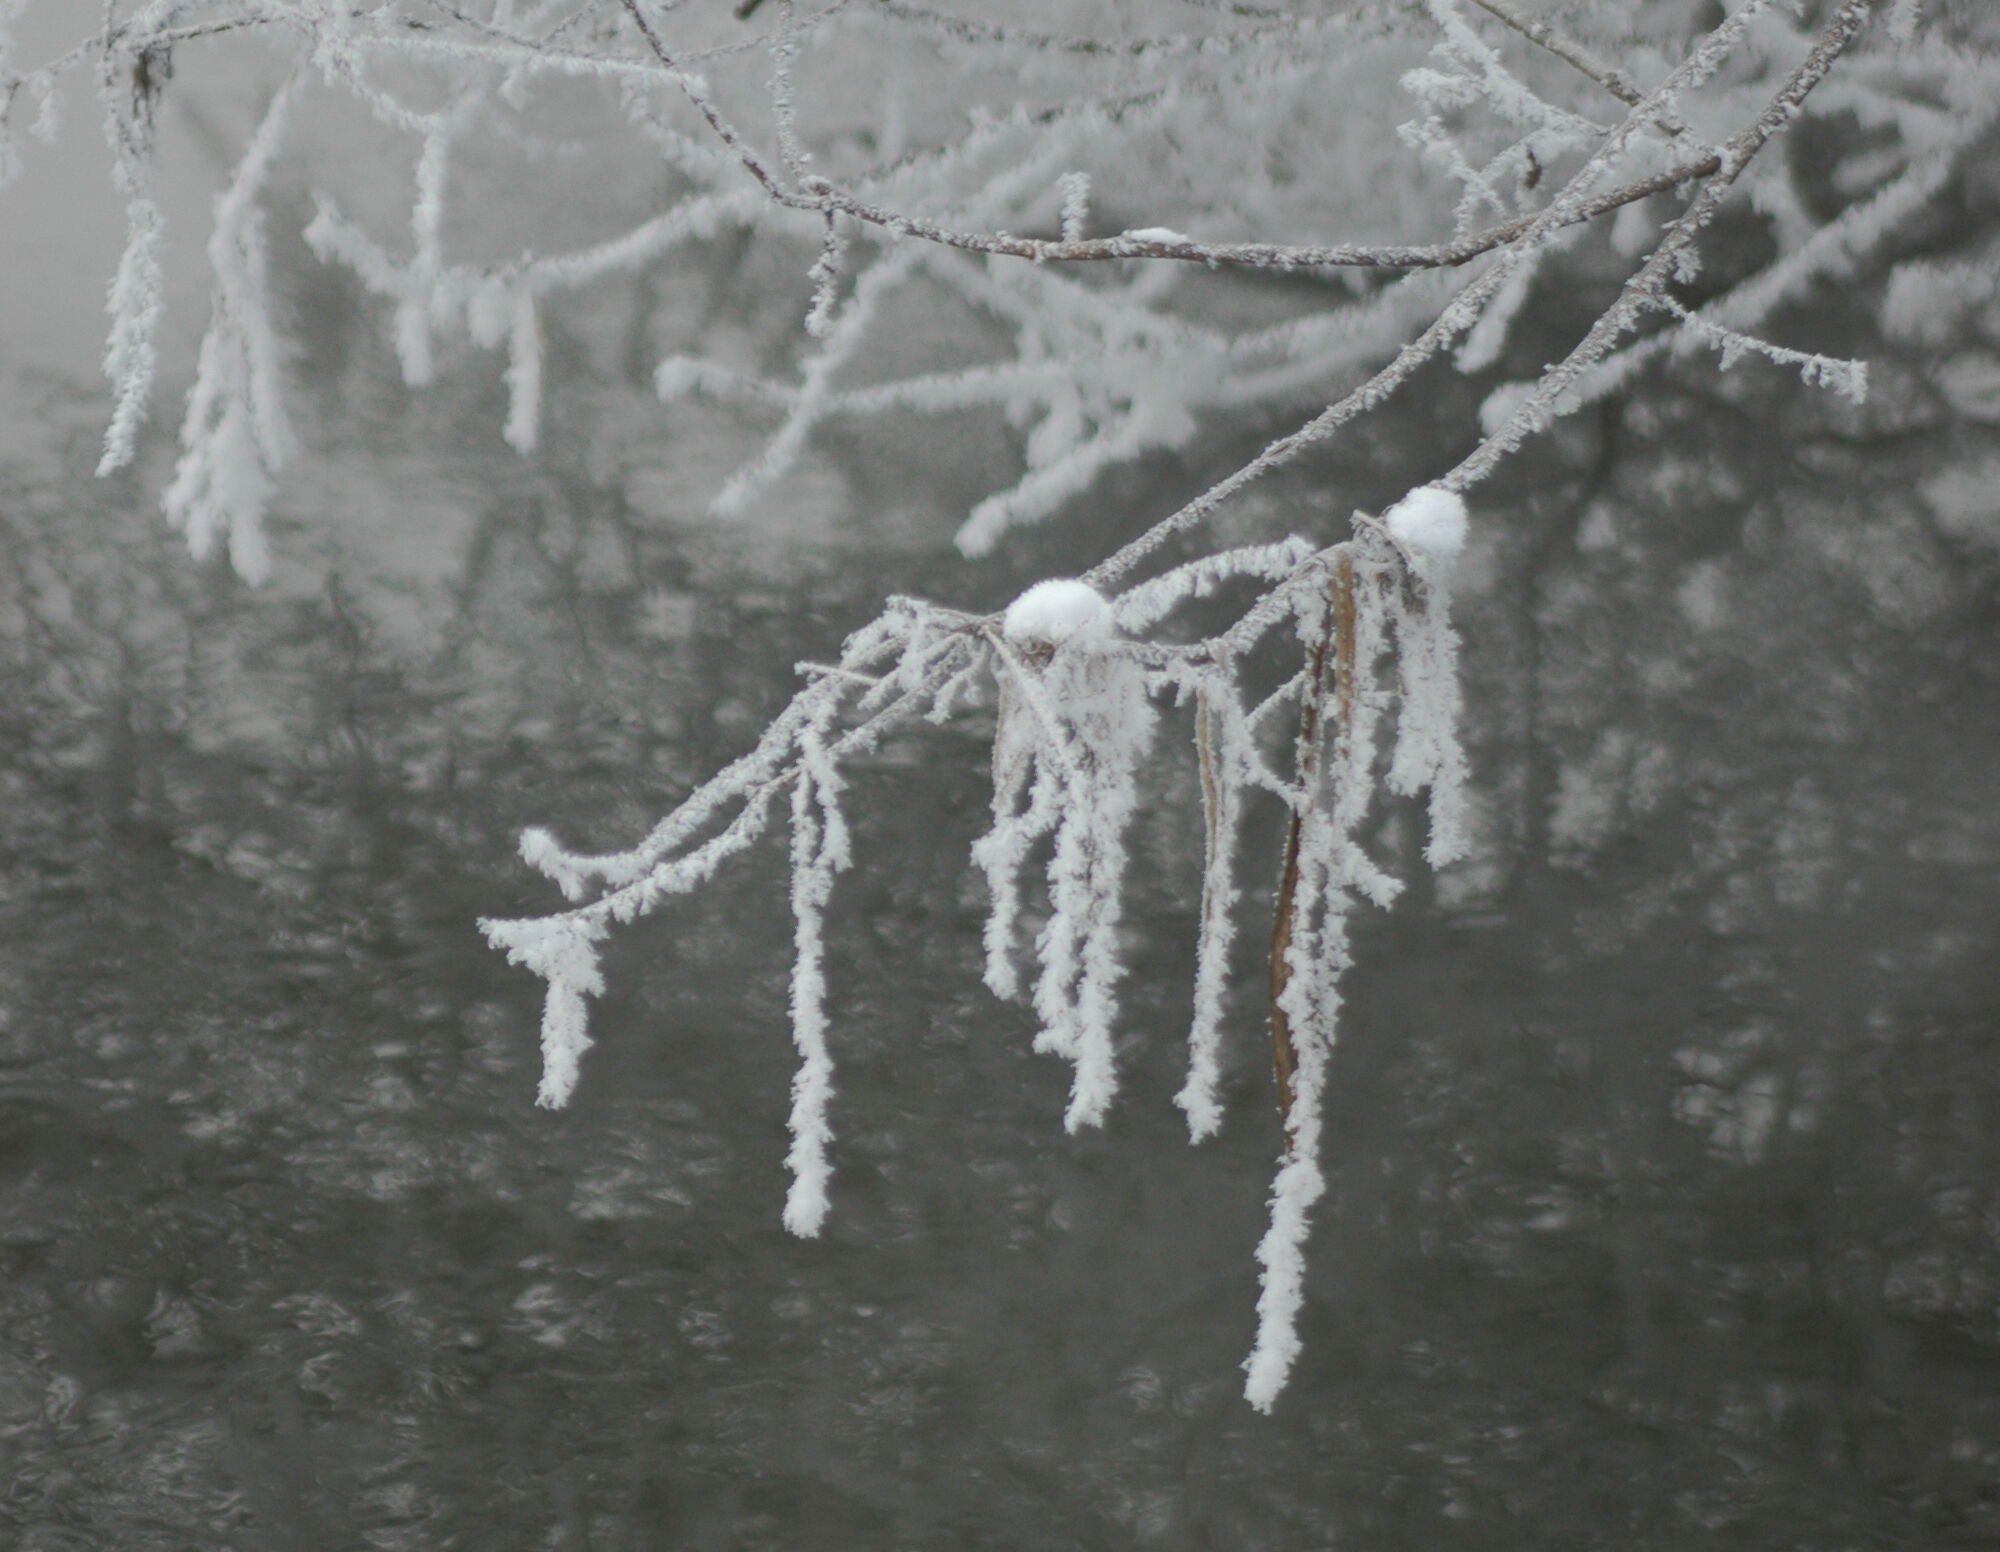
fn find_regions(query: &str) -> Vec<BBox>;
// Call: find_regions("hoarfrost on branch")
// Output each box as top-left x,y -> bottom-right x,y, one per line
8,0 -> 1994,1410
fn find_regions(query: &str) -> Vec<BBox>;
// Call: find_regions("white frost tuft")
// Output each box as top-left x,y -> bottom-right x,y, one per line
1002,579 -> 1112,651
1383,486 -> 1468,577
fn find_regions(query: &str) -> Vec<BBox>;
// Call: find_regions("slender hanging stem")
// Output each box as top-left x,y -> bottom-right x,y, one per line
1195,688 -> 1224,912
1267,553 -> 1354,1139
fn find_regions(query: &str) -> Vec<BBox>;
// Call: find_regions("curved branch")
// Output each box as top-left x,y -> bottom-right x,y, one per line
1444,0 -> 1876,492
800,157 -> 1724,273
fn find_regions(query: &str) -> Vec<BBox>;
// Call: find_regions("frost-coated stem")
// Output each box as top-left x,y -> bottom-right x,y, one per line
163,72 -> 301,581
1177,682 -> 1244,1142
1243,972 -> 1330,1413
769,0 -> 808,179
1242,537 -> 1408,1409
1465,0 -> 1672,125
973,672 -> 1057,1001
767,151 -> 1734,276
1268,558 -> 1351,1127
782,704 -> 849,1237
1387,571 -> 1472,867
95,42 -> 166,475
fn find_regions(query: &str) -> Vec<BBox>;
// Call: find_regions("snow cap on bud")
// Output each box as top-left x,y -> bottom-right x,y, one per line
1003,578 -> 1113,654
1382,486 -> 1468,585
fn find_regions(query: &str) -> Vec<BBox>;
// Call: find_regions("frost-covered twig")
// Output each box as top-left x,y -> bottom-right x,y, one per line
1653,294 -> 1867,402
162,72 -> 302,581
1466,0 -> 1677,129
93,24 -> 168,476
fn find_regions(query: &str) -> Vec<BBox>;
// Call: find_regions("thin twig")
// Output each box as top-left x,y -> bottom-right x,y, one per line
770,0 -> 808,179
876,0 -> 1304,58
617,0 -> 789,201
797,156 -> 1723,272
1268,556 -> 1352,1134
1467,0 -> 1684,133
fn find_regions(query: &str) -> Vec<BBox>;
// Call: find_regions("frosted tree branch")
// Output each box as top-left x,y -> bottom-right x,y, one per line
5,0 -> 1983,1416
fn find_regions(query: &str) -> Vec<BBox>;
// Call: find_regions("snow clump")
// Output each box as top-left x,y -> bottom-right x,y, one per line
1383,486 -> 1468,585
1003,578 -> 1114,652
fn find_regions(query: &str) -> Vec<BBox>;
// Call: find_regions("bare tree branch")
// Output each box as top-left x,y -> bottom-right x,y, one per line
1468,0 -> 1681,131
